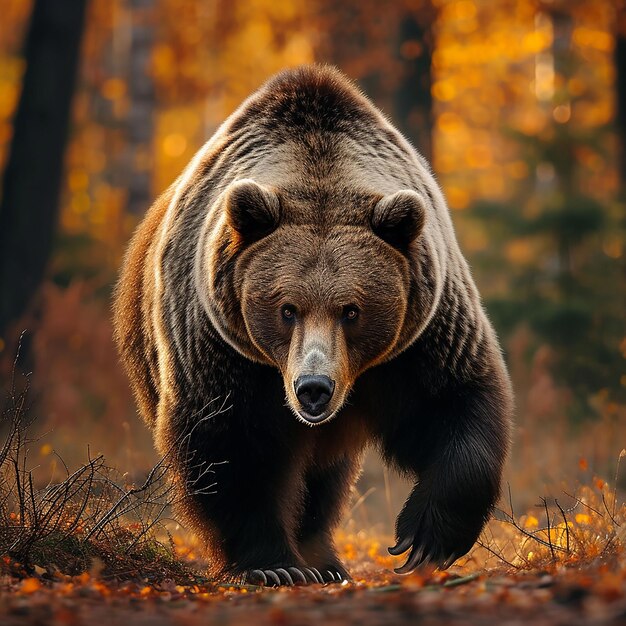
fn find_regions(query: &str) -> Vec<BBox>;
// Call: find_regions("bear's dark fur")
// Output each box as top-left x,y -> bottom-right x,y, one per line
113,65 -> 513,585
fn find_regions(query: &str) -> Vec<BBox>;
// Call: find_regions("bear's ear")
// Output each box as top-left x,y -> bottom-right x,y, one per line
371,189 -> 426,253
226,179 -> 281,244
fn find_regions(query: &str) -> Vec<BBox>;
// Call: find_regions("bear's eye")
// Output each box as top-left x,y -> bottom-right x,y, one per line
342,305 -> 359,322
281,304 -> 297,322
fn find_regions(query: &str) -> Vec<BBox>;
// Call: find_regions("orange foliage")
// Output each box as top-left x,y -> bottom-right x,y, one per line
17,281 -> 156,472
0,474 -> 624,624
0,0 -> 617,246
433,0 -> 617,210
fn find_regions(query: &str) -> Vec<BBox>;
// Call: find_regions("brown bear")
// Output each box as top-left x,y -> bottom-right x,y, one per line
113,65 -> 513,586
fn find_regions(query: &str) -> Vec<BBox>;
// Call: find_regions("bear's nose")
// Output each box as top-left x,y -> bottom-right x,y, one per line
294,375 -> 335,417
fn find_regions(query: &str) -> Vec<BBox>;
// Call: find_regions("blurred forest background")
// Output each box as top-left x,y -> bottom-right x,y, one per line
0,0 -> 624,522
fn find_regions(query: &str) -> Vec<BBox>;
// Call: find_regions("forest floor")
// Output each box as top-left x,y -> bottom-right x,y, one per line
2,537 -> 626,626
2,382 -> 625,625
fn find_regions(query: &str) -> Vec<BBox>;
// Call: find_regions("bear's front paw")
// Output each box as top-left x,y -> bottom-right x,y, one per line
388,500 -> 485,574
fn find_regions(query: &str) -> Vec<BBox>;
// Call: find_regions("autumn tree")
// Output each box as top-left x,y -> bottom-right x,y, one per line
469,3 -> 623,419
127,0 -> 156,216
394,4 -> 436,161
314,0 -> 436,160
0,0 -> 88,339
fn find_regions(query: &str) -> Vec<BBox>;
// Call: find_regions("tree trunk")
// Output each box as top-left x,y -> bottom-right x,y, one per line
394,6 -> 435,162
127,0 -> 155,216
616,7 -> 626,193
0,0 -> 88,339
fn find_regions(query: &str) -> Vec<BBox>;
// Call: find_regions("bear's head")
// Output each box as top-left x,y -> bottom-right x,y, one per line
198,179 -> 429,425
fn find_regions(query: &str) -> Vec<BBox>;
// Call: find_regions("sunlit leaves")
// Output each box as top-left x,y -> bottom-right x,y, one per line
0,0 -> 619,245
433,0 -> 616,210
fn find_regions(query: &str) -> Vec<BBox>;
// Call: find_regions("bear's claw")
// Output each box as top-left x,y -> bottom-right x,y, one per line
388,535 -> 413,556
265,570 -> 282,586
389,533 -> 462,574
322,567 -> 351,583
302,567 -> 324,583
249,569 -> 267,585
393,545 -> 428,574
247,566 -> 348,586
246,567 -> 311,586
287,567 -> 307,584
274,568 -> 294,585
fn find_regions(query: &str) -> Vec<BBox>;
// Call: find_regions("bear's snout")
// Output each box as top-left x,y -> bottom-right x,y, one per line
294,375 -> 335,420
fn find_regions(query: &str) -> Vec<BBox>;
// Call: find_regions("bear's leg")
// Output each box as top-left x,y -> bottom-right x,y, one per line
381,381 -> 509,573
163,410 -> 312,586
296,456 -> 361,582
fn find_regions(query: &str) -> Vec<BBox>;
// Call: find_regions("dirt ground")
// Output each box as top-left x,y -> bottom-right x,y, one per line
2,560 -> 626,626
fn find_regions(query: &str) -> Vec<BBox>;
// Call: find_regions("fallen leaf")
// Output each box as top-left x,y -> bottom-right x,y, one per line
20,578 -> 41,593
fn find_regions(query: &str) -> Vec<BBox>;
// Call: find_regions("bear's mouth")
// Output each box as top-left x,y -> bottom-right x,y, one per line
295,408 -> 337,426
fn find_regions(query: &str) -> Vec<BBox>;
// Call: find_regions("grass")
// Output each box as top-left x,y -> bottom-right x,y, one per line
339,456 -> 625,579
0,349 -> 195,584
